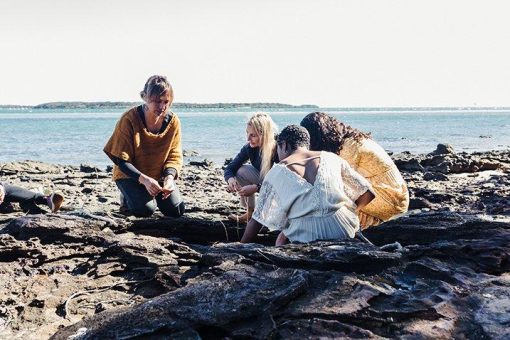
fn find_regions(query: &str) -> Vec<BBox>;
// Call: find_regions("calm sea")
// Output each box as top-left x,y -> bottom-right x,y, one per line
0,108 -> 509,168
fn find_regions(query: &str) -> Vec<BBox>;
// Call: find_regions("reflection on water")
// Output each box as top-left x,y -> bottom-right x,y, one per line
0,108 -> 509,168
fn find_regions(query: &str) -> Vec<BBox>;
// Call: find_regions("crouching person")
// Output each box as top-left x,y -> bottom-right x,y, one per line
241,125 -> 374,246
103,75 -> 185,217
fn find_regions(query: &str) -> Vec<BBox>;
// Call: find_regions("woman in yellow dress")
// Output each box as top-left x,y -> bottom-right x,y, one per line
300,112 -> 409,229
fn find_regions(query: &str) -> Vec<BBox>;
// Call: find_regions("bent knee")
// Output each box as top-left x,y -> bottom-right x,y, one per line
235,165 -> 258,183
161,202 -> 185,218
130,203 -> 156,217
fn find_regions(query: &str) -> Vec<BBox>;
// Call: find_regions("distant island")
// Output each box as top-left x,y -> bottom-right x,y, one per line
1,102 -> 509,111
0,102 -> 319,110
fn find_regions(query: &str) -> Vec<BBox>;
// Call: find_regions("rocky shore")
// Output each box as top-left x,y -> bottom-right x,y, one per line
0,145 -> 509,339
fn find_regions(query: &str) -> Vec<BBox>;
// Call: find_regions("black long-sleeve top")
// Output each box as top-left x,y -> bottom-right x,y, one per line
223,143 -> 278,182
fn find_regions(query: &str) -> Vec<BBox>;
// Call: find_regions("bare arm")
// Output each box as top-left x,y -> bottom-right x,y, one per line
241,218 -> 263,243
355,190 -> 375,212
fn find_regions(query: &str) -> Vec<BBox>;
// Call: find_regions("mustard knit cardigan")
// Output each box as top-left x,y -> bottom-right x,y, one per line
104,107 -> 183,181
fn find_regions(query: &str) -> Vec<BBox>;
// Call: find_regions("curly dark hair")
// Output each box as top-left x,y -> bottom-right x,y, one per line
300,112 -> 371,153
277,125 -> 310,151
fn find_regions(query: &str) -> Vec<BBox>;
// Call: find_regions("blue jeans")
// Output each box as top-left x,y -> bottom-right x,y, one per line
116,178 -> 185,218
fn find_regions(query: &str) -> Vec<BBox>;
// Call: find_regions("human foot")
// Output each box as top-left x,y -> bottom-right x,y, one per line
228,209 -> 253,223
47,193 -> 64,212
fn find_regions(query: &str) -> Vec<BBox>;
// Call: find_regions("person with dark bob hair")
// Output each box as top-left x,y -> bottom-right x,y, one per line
241,125 -> 375,245
300,112 -> 409,228
104,75 -> 185,218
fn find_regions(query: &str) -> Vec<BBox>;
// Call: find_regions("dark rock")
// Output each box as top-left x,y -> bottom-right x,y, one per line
224,158 -> 233,166
49,211 -> 510,339
28,299 -> 45,308
423,172 -> 449,181
189,159 -> 214,168
79,164 -> 101,173
394,158 -> 424,172
409,197 -> 434,209
274,318 -> 380,339
421,154 -> 447,167
0,152 -> 508,338
51,263 -> 308,339
431,143 -> 455,155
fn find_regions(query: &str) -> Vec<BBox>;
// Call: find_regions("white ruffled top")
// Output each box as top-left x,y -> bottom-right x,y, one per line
252,151 -> 373,243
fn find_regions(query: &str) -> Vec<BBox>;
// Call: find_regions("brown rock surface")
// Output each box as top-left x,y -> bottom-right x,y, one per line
0,147 -> 509,339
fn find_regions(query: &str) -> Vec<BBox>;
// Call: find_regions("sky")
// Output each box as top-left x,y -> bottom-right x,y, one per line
1,0 -> 509,107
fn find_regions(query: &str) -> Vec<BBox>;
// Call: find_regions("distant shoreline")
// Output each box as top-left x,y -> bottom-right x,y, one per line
0,102 -> 319,110
0,102 -> 509,111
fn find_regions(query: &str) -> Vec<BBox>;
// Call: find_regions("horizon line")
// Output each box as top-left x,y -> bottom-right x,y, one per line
1,101 -> 510,110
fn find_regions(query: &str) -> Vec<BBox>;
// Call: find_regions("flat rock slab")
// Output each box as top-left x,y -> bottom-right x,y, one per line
48,212 -> 510,339
51,262 -> 309,339
0,150 -> 509,338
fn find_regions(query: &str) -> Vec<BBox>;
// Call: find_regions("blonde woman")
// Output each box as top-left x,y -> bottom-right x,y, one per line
224,112 -> 278,222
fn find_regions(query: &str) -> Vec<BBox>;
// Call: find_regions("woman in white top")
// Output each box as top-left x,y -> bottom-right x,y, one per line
241,125 -> 375,246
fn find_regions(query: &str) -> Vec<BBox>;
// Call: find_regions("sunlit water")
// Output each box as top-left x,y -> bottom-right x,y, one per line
0,108 -> 509,169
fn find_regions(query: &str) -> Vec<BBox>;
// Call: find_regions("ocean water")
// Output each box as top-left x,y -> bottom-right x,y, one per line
0,108 -> 509,169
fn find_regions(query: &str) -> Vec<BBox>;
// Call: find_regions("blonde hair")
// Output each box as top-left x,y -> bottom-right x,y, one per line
247,112 -> 278,179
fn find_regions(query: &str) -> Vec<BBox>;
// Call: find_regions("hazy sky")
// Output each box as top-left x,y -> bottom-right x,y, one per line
1,0 -> 509,107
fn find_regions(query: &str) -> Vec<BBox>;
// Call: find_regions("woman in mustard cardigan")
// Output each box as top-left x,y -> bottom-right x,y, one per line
300,112 -> 409,229
104,75 -> 184,217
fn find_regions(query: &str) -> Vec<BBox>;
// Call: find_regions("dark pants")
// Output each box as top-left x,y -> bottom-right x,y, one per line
116,178 -> 185,218
0,182 -> 47,212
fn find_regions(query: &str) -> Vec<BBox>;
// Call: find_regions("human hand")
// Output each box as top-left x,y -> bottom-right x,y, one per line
161,175 -> 176,200
238,184 -> 257,197
139,174 -> 162,197
0,184 -> 4,205
226,177 -> 239,193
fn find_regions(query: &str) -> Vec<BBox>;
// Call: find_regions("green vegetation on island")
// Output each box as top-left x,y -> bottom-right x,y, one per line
27,102 -> 320,110
2,102 -> 509,111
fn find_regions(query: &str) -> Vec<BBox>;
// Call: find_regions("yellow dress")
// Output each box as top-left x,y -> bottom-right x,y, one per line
339,138 -> 409,229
